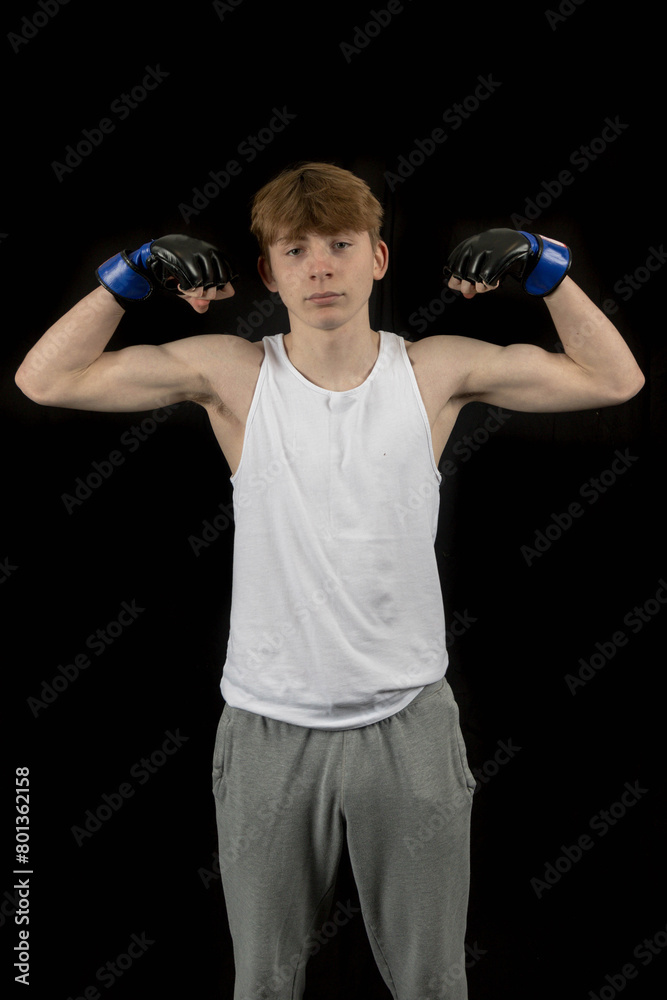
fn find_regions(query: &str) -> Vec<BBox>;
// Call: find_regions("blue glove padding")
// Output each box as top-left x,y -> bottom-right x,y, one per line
96,234 -> 237,306
443,228 -> 571,297
517,231 -> 571,296
96,242 -> 155,303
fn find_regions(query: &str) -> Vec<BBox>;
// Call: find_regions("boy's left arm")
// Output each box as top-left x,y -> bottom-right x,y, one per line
438,229 -> 645,412
540,275 -> 644,400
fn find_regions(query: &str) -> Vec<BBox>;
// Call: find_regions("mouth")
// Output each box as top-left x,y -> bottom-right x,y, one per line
307,292 -> 343,304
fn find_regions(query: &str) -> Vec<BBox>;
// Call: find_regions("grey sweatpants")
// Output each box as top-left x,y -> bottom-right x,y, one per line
212,676 -> 476,1000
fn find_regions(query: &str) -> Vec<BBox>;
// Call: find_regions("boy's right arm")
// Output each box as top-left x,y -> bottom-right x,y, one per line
15,235 -> 240,413
15,285 -> 237,412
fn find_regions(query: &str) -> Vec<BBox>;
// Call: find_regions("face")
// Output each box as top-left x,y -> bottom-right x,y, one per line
258,230 -> 388,334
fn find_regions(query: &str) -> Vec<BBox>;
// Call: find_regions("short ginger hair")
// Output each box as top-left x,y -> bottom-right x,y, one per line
250,161 -> 384,258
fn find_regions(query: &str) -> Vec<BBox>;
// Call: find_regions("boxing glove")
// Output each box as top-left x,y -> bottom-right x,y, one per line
443,228 -> 571,297
96,234 -> 237,306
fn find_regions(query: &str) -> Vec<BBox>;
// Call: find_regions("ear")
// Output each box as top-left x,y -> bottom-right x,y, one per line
257,254 -> 278,292
373,240 -> 389,280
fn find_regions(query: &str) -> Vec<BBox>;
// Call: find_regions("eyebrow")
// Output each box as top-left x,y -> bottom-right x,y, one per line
275,232 -> 356,245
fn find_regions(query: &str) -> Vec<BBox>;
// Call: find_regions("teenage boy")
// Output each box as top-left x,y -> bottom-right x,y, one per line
15,161 -> 644,1000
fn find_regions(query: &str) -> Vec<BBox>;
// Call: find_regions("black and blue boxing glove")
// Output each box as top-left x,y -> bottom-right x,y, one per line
443,228 -> 571,296
96,234 -> 237,306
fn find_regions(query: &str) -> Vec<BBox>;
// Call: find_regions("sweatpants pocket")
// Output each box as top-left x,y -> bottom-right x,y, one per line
453,719 -> 477,795
441,681 -> 477,796
212,705 -> 232,793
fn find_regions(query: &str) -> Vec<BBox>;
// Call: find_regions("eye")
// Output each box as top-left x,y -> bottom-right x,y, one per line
333,241 -> 351,250
286,247 -> 303,256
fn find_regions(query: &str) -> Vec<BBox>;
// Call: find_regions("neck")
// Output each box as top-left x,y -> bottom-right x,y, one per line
283,322 -> 380,391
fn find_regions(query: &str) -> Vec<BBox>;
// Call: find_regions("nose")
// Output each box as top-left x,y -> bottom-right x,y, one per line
310,248 -> 334,279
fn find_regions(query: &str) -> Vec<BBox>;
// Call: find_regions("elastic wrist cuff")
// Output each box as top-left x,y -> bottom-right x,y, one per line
519,232 -> 571,296
96,241 -> 154,302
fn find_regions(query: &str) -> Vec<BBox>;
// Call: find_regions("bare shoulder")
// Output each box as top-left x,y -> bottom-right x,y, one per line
405,333 -> 478,368
167,333 -> 264,414
165,332 -> 264,371
404,334 -> 481,407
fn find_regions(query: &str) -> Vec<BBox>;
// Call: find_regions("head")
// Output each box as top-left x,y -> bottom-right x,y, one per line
250,161 -> 384,262
251,162 -> 388,335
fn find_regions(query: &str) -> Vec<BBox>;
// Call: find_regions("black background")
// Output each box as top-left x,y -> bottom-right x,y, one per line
3,1 -> 666,998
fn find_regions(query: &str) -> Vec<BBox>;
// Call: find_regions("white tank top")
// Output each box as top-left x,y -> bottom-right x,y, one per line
219,331 -> 448,729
